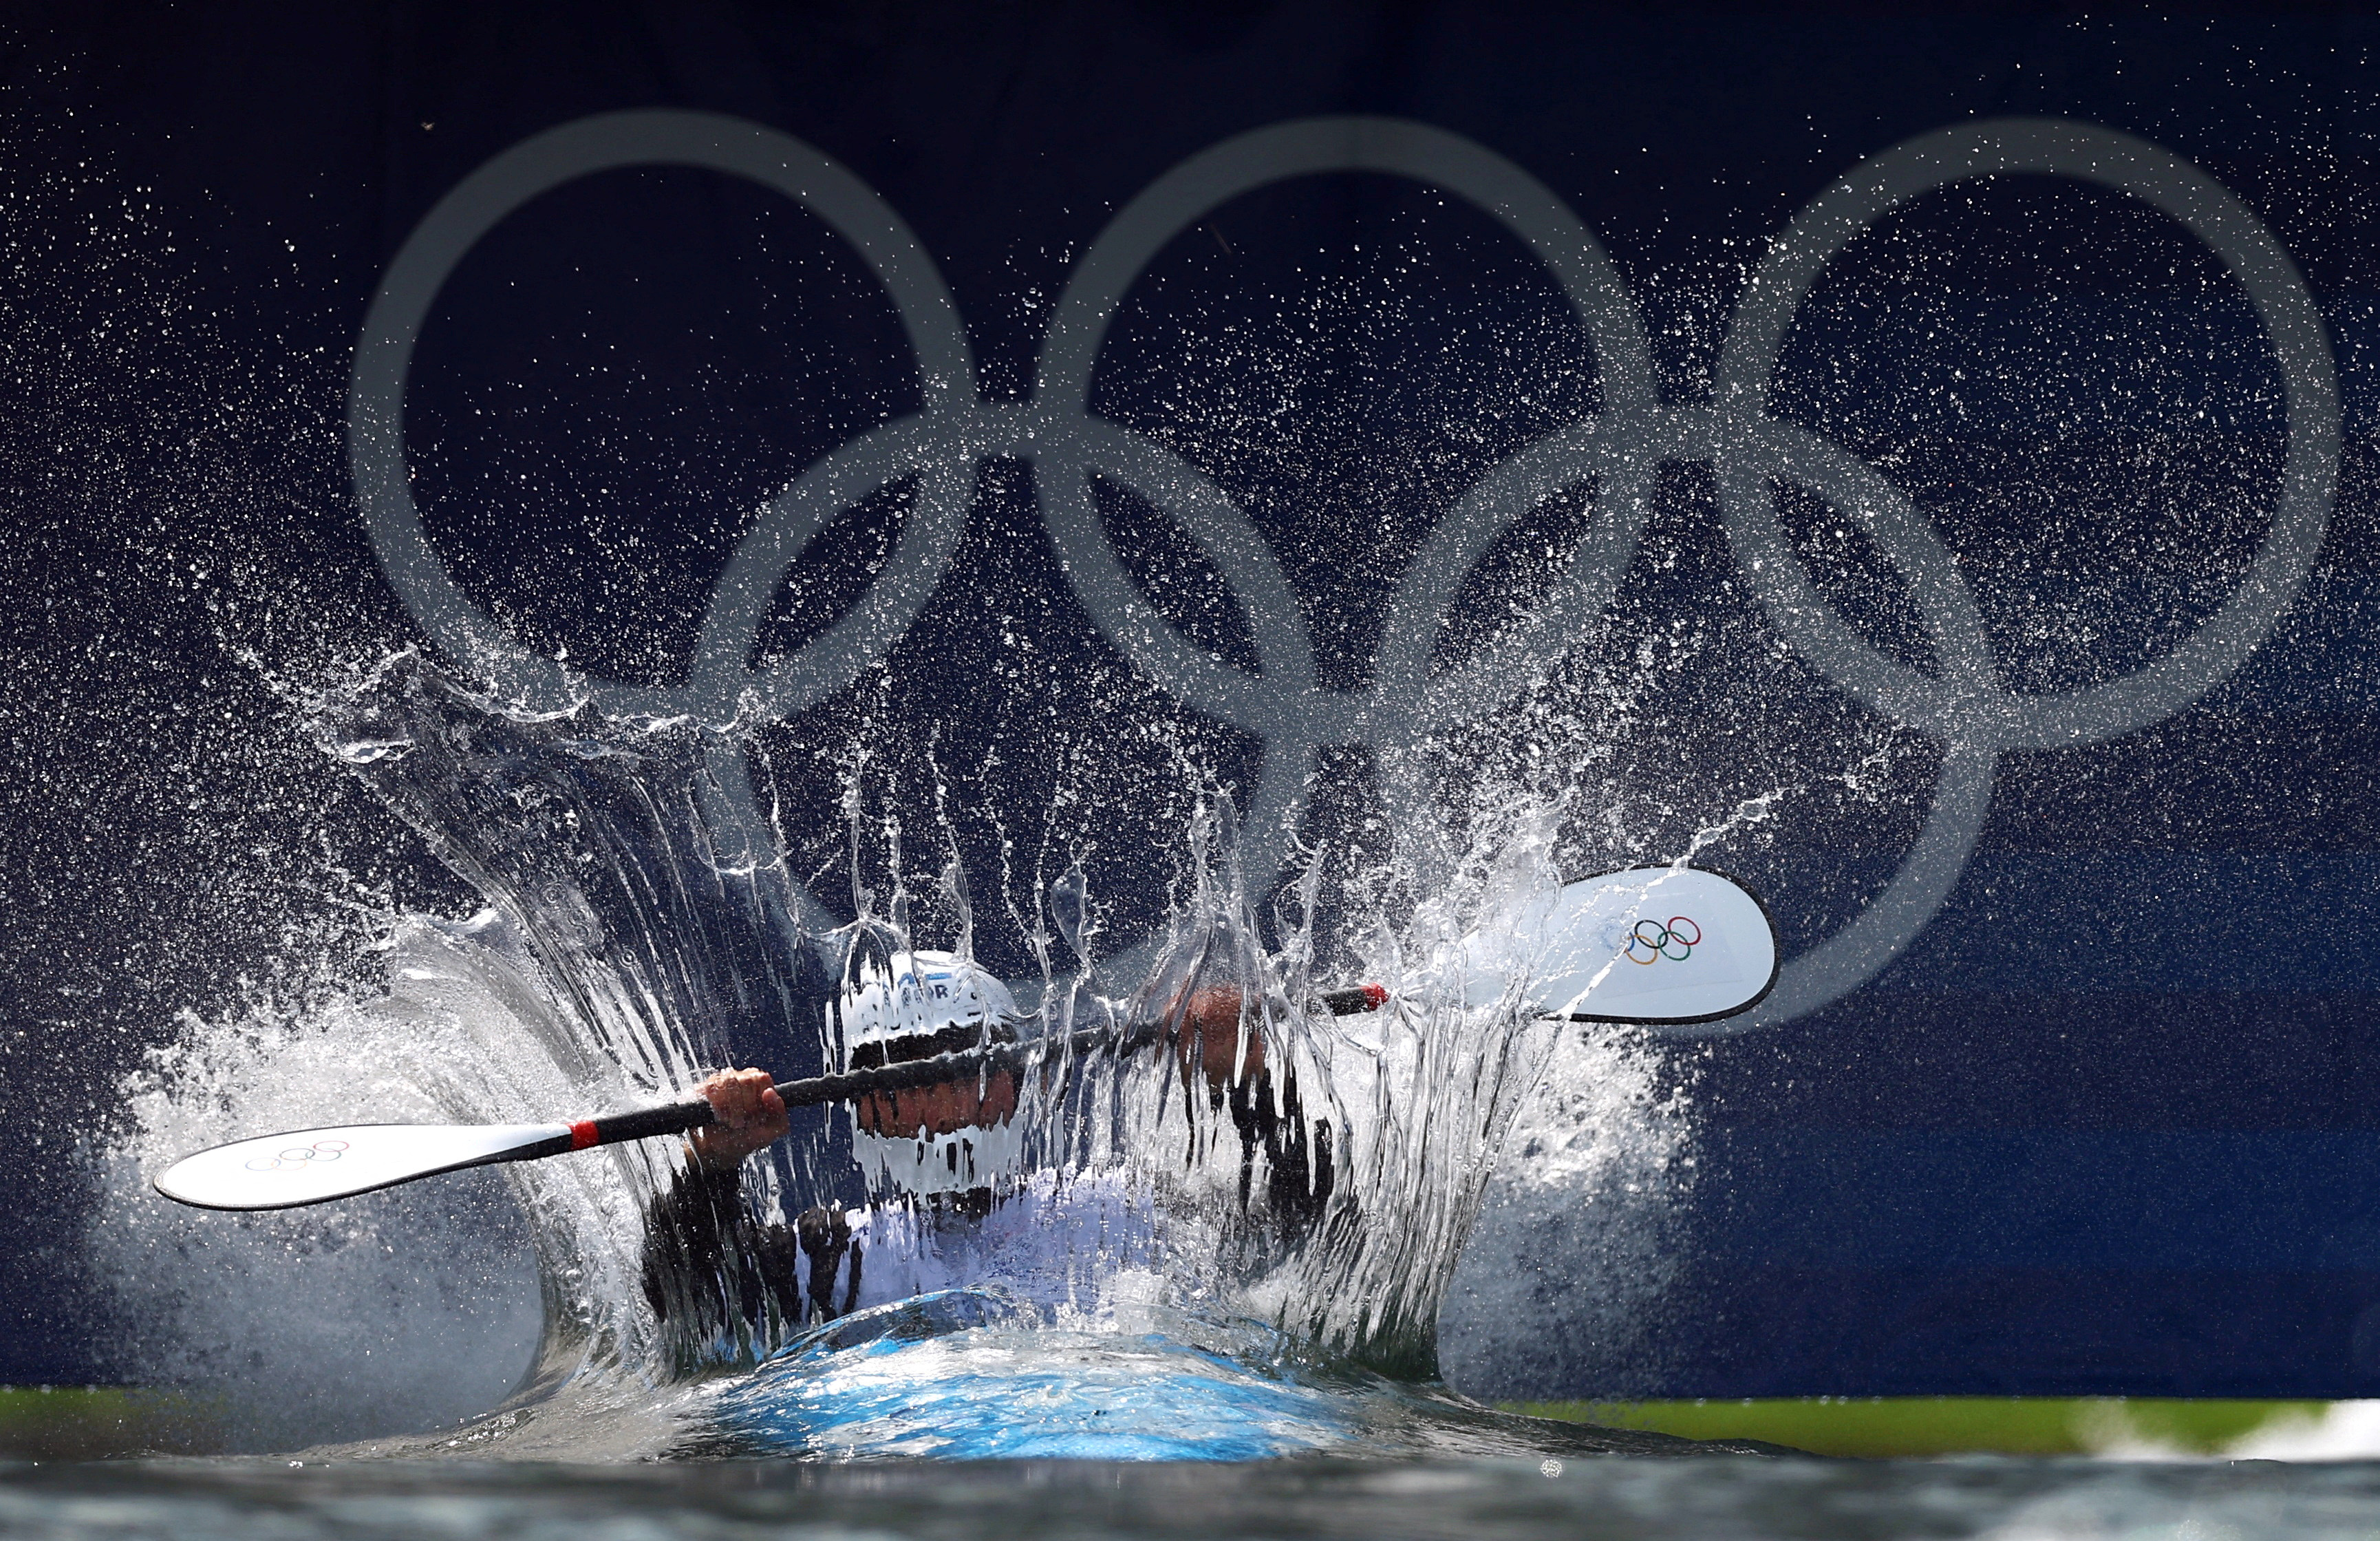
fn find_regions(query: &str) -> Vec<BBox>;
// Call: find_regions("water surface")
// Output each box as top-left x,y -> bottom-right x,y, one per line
14,1454 -> 2380,1541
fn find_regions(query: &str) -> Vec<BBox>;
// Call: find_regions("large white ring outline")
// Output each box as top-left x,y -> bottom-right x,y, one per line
1714,117 -> 2339,751
346,108 -> 981,721
343,110 -> 2339,1033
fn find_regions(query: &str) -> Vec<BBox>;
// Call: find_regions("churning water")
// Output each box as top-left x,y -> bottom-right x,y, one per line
15,1456 -> 2380,1540
82,648 -> 1725,1464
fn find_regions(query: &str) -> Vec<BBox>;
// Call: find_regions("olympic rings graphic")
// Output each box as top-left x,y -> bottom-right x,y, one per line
245,1139 -> 350,1174
349,109 -> 2337,1034
1625,916 -> 1702,966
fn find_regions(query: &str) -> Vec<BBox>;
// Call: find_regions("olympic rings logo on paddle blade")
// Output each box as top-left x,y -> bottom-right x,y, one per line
350,110 -> 2337,1035
244,1139 -> 350,1174
1625,916 -> 1702,966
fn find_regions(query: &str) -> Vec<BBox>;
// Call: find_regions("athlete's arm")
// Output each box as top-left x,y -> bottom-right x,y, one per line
641,1070 -> 804,1338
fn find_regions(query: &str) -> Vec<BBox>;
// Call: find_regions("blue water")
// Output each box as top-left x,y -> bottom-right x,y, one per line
714,1319 -> 1358,1460
666,1290 -> 1719,1463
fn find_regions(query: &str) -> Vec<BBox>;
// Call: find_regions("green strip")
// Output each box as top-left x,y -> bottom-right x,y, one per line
0,1388 -> 208,1459
0,1386 -> 2341,1461
1508,1397 -> 2335,1458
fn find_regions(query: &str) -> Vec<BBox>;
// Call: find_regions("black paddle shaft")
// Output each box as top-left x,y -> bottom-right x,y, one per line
572,984 -> 1389,1147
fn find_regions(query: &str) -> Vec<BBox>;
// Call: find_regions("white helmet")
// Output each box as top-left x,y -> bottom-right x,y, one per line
841,949 -> 1025,1197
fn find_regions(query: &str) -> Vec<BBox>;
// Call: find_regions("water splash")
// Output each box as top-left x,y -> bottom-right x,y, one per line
85,644 -> 1783,1456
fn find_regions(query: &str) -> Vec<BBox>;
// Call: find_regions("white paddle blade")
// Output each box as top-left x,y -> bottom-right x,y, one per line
1467,866 -> 1779,1024
153,1121 -> 570,1211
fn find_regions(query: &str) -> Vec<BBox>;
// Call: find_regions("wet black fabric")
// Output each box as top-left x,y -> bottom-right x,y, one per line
641,1061 -> 1337,1358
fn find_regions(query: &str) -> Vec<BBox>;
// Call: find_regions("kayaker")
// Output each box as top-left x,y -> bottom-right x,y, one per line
639,959 -> 1331,1348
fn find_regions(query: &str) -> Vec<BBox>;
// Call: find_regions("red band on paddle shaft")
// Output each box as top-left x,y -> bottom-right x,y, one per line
570,1120 -> 599,1151
1361,983 -> 1388,1011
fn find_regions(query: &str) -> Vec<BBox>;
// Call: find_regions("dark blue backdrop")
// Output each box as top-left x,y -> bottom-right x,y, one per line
5,2 -> 2379,1397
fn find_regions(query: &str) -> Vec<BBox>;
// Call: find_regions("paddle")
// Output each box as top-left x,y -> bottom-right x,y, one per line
155,865 -> 1776,1211
1461,863 -> 1778,1025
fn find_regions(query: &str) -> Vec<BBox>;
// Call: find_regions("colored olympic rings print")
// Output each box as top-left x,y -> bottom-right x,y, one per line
1626,916 -> 1703,966
244,1139 -> 350,1173
350,109 -> 2338,1034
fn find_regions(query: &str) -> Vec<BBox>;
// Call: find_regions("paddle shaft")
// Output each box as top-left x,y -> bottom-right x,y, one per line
554,983 -> 1391,1152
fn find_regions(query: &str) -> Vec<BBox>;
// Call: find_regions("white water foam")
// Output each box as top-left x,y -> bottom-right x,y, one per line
86,909 -> 672,1450
1437,1023 -> 1696,1399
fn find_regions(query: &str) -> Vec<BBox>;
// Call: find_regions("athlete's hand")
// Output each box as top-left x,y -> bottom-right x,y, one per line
1176,986 -> 1265,1086
689,1067 -> 789,1169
